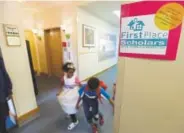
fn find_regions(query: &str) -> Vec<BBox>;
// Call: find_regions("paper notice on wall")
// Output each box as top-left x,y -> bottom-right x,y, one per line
154,3 -> 184,30
119,1 -> 183,60
7,99 -> 16,125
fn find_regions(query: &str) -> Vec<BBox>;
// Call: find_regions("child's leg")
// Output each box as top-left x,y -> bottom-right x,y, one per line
87,116 -> 98,133
83,103 -> 98,132
98,112 -> 104,126
70,114 -> 77,123
67,114 -> 79,130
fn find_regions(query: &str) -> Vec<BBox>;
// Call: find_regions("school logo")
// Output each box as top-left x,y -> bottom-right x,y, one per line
128,18 -> 145,31
121,15 -> 169,54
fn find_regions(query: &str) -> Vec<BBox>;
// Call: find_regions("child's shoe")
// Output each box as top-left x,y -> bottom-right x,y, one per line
99,115 -> 104,126
67,120 -> 79,130
92,124 -> 98,133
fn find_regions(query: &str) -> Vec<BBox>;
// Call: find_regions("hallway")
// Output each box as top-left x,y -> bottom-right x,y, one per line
11,66 -> 117,133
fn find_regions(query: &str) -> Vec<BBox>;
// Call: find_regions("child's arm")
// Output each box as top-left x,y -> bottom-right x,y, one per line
57,89 -> 62,96
76,97 -> 82,109
57,76 -> 64,96
109,98 -> 114,107
75,76 -> 82,87
100,88 -> 114,108
76,85 -> 85,109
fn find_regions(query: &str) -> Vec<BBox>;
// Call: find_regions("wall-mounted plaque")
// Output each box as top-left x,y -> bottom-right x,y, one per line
3,24 -> 21,46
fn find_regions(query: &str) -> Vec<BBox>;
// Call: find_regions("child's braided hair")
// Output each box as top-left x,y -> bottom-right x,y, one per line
62,62 -> 75,72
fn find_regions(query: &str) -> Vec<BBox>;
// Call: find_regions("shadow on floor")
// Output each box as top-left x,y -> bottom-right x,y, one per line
11,66 -> 117,133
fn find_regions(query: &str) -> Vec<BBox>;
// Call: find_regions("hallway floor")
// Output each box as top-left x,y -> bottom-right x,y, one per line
11,66 -> 117,133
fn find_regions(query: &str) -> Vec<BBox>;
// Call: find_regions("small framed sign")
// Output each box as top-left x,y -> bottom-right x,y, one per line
3,24 -> 21,46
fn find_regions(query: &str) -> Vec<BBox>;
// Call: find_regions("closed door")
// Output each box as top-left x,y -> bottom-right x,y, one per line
45,28 -> 63,77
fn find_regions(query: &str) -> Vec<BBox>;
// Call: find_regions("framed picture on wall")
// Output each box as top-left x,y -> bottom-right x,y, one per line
82,24 -> 96,47
98,32 -> 117,62
3,24 -> 21,46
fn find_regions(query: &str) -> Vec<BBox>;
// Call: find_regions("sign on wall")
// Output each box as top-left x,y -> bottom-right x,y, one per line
119,1 -> 184,60
3,24 -> 21,46
98,33 -> 117,61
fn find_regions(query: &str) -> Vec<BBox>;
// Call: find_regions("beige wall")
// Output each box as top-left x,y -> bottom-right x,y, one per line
61,5 -> 78,73
115,21 -> 184,133
77,8 -> 119,80
0,2 -> 38,117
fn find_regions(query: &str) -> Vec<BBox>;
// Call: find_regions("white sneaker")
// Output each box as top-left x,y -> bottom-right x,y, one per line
67,120 -> 79,130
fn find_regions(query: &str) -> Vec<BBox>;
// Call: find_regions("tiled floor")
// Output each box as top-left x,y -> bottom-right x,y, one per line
11,66 -> 117,133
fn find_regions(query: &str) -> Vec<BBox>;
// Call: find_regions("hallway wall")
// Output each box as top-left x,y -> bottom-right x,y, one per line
115,12 -> 184,133
0,2 -> 38,117
77,8 -> 119,80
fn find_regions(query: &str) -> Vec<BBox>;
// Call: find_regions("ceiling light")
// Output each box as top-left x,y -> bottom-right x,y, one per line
113,10 -> 120,18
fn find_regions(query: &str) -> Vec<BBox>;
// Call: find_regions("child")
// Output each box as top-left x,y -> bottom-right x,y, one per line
76,77 -> 114,133
57,62 -> 80,130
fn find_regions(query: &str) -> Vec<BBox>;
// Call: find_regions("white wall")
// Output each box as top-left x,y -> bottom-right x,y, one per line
77,8 -> 119,80
0,2 -> 38,117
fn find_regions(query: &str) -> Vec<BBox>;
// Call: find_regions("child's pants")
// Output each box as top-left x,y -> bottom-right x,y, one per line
83,95 -> 99,124
70,114 -> 77,123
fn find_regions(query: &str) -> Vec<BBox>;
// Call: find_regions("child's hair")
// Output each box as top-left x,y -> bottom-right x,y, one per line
62,62 -> 75,73
87,77 -> 102,103
87,77 -> 100,91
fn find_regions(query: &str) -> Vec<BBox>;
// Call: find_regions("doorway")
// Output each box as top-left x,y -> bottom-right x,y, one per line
45,28 -> 63,77
24,28 -> 63,104
26,40 -> 38,96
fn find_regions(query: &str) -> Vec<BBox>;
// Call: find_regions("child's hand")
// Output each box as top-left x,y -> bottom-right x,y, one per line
56,91 -> 61,96
76,104 -> 80,110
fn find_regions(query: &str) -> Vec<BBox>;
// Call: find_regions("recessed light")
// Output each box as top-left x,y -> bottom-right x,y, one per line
113,10 -> 120,18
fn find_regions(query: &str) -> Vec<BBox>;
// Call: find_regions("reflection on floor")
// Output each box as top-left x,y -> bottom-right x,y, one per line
11,66 -> 117,133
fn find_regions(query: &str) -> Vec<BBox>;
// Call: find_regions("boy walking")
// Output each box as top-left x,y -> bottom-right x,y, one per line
76,77 -> 114,133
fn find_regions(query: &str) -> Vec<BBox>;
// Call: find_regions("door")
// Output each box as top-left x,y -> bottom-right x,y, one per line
45,28 -> 63,77
26,40 -> 38,95
24,30 -> 39,73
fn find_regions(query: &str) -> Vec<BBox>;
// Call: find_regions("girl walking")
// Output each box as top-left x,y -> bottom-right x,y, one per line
57,62 -> 80,130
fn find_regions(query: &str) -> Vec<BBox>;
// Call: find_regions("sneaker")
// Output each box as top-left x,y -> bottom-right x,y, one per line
67,120 -> 79,130
92,124 -> 98,133
99,115 -> 104,126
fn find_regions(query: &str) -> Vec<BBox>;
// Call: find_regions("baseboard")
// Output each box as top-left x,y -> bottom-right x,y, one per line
82,64 -> 116,82
17,107 -> 40,127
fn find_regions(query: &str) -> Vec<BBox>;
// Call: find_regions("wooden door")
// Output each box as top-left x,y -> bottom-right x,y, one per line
45,28 -> 63,77
24,30 -> 39,72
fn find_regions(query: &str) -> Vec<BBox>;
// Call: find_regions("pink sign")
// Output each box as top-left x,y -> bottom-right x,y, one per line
119,1 -> 184,60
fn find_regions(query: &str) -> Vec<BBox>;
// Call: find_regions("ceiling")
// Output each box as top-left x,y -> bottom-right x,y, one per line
21,1 -> 136,27
79,1 -> 135,28
22,1 -> 89,12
